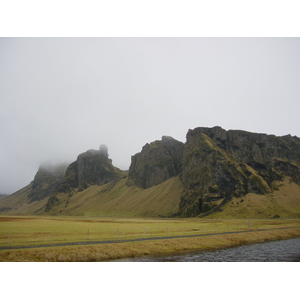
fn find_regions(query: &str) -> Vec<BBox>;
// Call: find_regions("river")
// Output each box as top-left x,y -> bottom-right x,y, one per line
113,237 -> 300,262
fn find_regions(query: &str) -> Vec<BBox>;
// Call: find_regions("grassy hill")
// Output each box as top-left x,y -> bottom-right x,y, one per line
0,175 -> 184,217
1,127 -> 300,219
208,177 -> 300,219
0,184 -> 48,214
48,176 -> 183,217
0,194 -> 9,201
1,175 -> 300,219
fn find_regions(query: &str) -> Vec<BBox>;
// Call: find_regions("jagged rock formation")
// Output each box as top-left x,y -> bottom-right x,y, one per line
28,163 -> 68,202
1,127 -> 300,218
127,136 -> 184,189
178,127 -> 300,216
58,144 -> 124,192
0,145 -> 127,215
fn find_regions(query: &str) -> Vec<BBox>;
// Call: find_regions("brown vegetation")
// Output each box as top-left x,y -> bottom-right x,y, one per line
1,217 -> 300,262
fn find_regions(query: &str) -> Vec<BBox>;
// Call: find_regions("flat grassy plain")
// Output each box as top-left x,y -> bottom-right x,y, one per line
1,215 -> 300,261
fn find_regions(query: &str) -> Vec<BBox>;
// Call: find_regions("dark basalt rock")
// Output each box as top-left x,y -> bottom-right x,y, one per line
127,136 -> 184,189
28,163 -> 68,202
4,126 -> 300,218
44,195 -> 60,212
58,145 -> 123,193
177,127 -> 300,217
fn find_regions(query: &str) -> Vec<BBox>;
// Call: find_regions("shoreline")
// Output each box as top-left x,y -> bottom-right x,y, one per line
106,227 -> 300,262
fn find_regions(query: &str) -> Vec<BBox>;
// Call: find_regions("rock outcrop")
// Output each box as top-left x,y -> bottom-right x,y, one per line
28,163 -> 68,202
178,127 -> 300,216
190,126 -> 300,168
58,144 -> 123,192
127,136 -> 184,189
2,126 -> 300,218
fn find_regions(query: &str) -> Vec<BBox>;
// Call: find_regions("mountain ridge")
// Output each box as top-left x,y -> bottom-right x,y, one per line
1,126 -> 300,218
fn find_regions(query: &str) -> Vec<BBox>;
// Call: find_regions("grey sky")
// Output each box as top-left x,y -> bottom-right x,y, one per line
1,37 -> 300,194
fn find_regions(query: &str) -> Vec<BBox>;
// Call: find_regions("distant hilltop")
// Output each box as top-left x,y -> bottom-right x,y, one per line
1,126 -> 300,218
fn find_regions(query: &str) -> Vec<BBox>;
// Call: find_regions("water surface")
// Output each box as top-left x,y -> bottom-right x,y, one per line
114,237 -> 300,262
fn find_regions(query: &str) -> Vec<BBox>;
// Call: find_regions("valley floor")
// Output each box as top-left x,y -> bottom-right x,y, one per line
1,215 -> 300,261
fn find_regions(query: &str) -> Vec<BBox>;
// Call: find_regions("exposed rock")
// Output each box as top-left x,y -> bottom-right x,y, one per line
178,127 -> 300,217
179,132 -> 271,216
28,163 -> 68,202
271,158 -> 300,185
58,161 -> 78,192
191,126 -> 300,169
2,126 -> 300,218
58,145 -> 123,192
44,195 -> 60,212
127,136 -> 184,189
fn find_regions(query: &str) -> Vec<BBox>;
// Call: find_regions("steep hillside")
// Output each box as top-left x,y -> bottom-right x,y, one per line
1,126 -> 300,218
58,144 -> 124,192
0,163 -> 68,214
0,183 -> 48,214
178,127 -> 300,217
29,163 -> 68,202
0,194 -> 9,201
0,144 -> 126,215
179,132 -> 271,217
40,176 -> 183,217
127,136 -> 184,188
207,177 -> 300,219
0,176 -> 183,217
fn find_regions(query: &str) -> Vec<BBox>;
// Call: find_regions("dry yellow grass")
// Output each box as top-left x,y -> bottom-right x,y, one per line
1,227 -> 300,262
209,177 -> 300,219
1,215 -> 300,261
2,176 -> 300,220
0,176 -> 183,217
2,215 -> 299,248
43,176 -> 183,217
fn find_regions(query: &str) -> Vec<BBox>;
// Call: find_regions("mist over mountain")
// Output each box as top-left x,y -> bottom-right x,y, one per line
0,194 -> 9,201
1,126 -> 300,218
1,38 -> 300,196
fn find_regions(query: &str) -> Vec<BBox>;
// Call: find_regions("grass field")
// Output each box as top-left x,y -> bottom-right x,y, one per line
1,215 -> 300,261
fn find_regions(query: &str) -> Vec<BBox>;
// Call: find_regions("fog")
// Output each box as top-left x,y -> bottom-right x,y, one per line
1,37 -> 300,194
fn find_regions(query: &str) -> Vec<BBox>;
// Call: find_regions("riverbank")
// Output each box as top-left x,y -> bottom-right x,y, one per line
1,226 -> 300,261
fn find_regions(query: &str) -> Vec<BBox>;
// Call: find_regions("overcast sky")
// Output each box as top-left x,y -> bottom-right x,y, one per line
1,37 -> 300,194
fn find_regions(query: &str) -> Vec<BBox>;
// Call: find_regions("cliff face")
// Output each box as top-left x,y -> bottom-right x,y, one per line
58,144 -> 124,192
2,126 -> 300,218
121,127 -> 300,217
191,126 -> 300,168
28,163 -> 68,202
178,127 -> 300,216
127,136 -> 184,189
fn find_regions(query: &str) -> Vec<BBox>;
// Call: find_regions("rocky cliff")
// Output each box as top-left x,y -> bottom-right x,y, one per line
28,163 -> 68,202
127,136 -> 184,188
1,127 -> 300,218
178,127 -> 300,216
58,144 -> 124,192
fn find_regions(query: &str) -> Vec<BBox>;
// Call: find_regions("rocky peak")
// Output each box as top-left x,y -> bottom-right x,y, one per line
127,136 -> 184,189
178,127 -> 300,216
58,145 -> 123,192
29,163 -> 68,202
99,144 -> 109,158
188,127 -> 300,167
